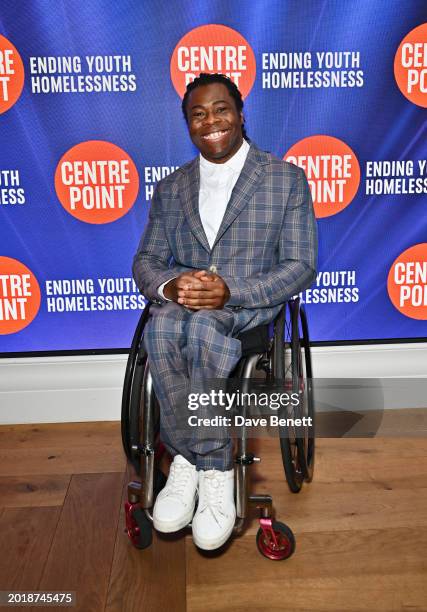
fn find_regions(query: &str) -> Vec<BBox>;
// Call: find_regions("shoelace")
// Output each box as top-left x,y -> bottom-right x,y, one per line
199,471 -> 226,524
164,463 -> 194,499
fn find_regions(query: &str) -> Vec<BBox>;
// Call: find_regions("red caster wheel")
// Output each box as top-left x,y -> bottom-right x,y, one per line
256,520 -> 296,560
125,502 -> 153,549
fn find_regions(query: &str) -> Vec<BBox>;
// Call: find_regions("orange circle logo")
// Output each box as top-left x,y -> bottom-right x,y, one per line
0,257 -> 41,334
284,135 -> 361,218
54,141 -> 139,224
170,24 -> 256,98
394,23 -> 427,108
387,243 -> 427,320
0,35 -> 25,114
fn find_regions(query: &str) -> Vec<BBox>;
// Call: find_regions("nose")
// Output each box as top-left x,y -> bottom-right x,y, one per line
202,110 -> 218,126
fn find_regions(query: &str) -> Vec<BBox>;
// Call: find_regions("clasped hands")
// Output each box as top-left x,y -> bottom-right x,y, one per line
163,270 -> 230,310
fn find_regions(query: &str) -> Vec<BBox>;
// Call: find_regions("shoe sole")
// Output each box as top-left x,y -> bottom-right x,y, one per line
153,503 -> 196,533
192,515 -> 236,550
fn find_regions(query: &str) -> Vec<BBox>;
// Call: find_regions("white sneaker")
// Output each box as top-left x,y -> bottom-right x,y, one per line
192,468 -> 236,550
153,455 -> 198,533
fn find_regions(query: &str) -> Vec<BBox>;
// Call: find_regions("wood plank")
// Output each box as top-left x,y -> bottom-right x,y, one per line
317,408 -> 427,438
250,437 -> 427,484
250,452 -> 427,489
252,435 -> 427,457
186,527 -> 427,612
0,446 -> 126,477
36,472 -> 124,612
0,474 -> 71,508
242,438 -> 427,534
105,465 -> 186,612
0,422 -> 121,449
0,507 -> 61,591
374,408 -> 427,436
244,481 -> 427,535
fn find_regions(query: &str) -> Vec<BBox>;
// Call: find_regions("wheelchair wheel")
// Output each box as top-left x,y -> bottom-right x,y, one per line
298,304 -> 315,482
124,348 -> 157,475
121,307 -> 162,476
256,521 -> 296,561
121,307 -> 151,470
125,503 -> 153,550
278,299 -> 315,492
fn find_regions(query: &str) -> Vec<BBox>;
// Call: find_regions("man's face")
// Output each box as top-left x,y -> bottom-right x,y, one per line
186,82 -> 244,164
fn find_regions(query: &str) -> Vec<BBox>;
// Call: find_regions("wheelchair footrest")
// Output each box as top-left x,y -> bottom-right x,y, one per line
248,494 -> 273,518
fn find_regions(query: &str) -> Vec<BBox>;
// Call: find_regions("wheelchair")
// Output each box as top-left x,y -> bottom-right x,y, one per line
121,297 -> 314,561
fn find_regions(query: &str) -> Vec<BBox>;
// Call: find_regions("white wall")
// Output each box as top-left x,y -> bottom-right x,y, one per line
0,343 -> 426,425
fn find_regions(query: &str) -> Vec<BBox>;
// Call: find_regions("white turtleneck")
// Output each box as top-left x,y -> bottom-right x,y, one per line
198,137 -> 250,248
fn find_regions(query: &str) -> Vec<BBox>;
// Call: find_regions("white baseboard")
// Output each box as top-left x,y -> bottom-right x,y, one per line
0,343 -> 426,425
311,342 -> 427,378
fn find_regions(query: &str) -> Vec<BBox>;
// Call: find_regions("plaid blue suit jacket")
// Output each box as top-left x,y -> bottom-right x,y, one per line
133,142 -> 318,334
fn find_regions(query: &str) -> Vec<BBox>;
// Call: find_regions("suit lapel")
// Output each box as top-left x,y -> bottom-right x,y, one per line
179,143 -> 267,253
211,143 -> 266,249
180,157 -> 211,253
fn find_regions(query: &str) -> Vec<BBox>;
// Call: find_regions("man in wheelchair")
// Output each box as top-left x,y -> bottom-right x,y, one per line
132,73 -> 317,551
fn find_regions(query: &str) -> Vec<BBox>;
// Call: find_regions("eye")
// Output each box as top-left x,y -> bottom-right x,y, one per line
192,111 -> 204,118
216,107 -> 227,113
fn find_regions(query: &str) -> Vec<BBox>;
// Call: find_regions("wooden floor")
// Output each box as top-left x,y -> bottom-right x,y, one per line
0,419 -> 427,612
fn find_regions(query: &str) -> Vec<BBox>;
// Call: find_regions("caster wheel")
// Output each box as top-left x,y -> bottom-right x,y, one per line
125,502 -> 153,549
256,521 -> 296,560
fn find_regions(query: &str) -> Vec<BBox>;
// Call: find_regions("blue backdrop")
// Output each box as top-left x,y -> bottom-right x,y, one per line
0,0 -> 426,353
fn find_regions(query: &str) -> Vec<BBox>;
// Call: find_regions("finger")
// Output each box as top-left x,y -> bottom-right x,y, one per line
193,270 -> 208,279
178,283 -> 220,295
190,269 -> 214,281
194,270 -> 219,282
202,275 -> 218,283
177,295 -> 219,304
177,296 -> 219,306
188,304 -> 219,310
176,279 -> 206,291
176,275 -> 196,288
177,288 -> 220,299
188,280 -> 220,291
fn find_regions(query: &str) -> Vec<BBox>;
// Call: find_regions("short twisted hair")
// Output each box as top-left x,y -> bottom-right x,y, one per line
181,73 -> 248,140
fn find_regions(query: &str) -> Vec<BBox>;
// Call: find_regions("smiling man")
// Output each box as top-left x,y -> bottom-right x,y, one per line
133,73 -> 317,551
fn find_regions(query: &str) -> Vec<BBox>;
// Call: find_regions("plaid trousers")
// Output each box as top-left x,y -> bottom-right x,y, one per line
144,302 -> 242,471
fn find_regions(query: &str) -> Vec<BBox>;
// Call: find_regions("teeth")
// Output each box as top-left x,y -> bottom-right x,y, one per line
203,130 -> 227,140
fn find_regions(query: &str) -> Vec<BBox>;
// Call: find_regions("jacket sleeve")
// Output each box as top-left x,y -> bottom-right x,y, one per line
222,166 -> 318,309
132,184 -> 179,302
